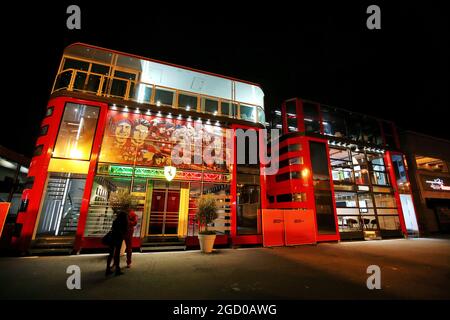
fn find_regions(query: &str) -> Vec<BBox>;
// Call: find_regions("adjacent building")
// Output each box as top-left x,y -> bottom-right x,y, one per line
400,131 -> 450,234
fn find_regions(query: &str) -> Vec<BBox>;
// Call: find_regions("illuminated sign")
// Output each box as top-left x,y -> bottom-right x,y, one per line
98,164 -> 229,182
421,175 -> 450,192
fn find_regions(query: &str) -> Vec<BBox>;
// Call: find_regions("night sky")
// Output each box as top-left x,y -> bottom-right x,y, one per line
2,1 -> 448,158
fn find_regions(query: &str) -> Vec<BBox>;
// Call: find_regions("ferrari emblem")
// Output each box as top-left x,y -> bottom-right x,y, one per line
164,166 -> 177,181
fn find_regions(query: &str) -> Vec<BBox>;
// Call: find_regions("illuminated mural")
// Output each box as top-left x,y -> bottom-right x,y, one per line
99,110 -> 230,172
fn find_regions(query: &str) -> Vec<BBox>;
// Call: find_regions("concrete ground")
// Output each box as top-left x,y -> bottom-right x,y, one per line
0,238 -> 449,300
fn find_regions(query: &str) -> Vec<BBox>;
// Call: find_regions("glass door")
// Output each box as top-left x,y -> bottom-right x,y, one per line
36,173 -> 86,238
148,182 -> 181,236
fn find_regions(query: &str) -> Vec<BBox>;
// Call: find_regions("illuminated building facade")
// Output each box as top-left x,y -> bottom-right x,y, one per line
12,43 -> 266,253
265,98 -> 420,243
11,44 -> 423,254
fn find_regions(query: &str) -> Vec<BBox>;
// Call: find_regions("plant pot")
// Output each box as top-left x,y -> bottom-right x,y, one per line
198,234 -> 216,253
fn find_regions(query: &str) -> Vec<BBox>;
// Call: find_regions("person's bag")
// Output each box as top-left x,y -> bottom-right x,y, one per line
101,230 -> 113,246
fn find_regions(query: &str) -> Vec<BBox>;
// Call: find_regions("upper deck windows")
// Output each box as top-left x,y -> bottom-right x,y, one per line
52,43 -> 265,125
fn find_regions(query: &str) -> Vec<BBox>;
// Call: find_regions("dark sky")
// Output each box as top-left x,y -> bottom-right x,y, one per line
2,1 -> 449,157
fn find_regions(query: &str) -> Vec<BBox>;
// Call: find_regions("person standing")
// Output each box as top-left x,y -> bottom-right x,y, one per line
125,210 -> 138,268
105,210 -> 128,276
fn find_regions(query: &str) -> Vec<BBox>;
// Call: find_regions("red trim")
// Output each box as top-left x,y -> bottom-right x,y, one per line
14,97 -> 68,252
65,43 -> 262,87
230,123 -> 264,245
387,151 -> 421,235
297,99 -> 306,133
74,98 -> 109,252
281,101 -> 288,135
385,151 -> 407,235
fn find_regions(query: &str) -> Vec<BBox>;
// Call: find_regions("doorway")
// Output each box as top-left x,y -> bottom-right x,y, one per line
147,182 -> 181,236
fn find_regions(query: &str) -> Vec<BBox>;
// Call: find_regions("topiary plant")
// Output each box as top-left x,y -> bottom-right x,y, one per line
196,194 -> 218,235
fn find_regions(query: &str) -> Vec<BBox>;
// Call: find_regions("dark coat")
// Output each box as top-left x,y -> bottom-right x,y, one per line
111,211 -> 129,246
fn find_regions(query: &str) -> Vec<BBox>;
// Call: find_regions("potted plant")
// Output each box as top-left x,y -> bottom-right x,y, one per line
196,194 -> 218,253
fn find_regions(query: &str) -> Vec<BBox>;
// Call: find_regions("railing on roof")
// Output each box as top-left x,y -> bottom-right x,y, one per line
52,68 -> 266,125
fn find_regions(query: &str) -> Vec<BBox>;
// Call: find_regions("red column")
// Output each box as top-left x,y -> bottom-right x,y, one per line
385,151 -> 407,235
74,100 -> 109,252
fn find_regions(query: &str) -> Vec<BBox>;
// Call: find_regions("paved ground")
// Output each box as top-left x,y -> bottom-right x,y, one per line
0,238 -> 449,300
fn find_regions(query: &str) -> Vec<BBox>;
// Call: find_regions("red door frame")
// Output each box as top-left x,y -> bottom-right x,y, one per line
385,150 -> 419,236
304,136 -> 340,242
230,123 -> 264,245
73,99 -> 109,251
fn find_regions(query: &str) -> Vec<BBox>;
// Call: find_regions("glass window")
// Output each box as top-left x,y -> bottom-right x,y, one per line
91,64 -> 110,75
220,101 -> 230,116
310,141 -> 336,234
358,192 -> 374,208
374,193 -> 397,208
53,103 -> 100,160
321,106 -> 347,138
279,144 -> 302,155
154,88 -> 174,106
240,104 -> 256,121
335,192 -> 358,208
361,117 -> 383,145
378,215 -> 400,230
130,84 -> 153,103
303,102 -> 321,134
371,171 -> 389,186
361,215 -> 378,230
63,58 -> 89,71
279,157 -> 303,168
37,173 -> 86,237
84,175 -> 132,237
237,183 -> 261,235
33,145 -> 44,157
39,125 -> 49,136
45,107 -> 54,117
382,121 -> 397,148
392,154 -> 410,193
415,155 -> 449,173
178,93 -> 198,110
54,70 -> 73,91
338,216 -> 362,232
202,98 -> 219,114
332,168 -> 354,184
257,107 -> 265,124
276,171 -> 301,182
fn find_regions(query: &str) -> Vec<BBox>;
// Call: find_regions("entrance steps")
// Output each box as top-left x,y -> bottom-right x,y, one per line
29,237 -> 74,255
140,237 -> 186,252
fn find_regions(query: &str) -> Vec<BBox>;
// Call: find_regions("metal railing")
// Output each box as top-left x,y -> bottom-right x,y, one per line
53,68 -> 266,125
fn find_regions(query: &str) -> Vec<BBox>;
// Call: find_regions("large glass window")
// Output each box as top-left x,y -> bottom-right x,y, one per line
240,104 -> 256,122
303,102 -> 321,134
392,154 -> 410,193
382,121 -> 397,148
322,106 -> 347,138
53,103 -> 100,160
286,100 -> 298,132
178,93 -> 198,110
154,88 -> 174,106
310,141 -> 337,234
37,173 -> 86,237
202,98 -> 219,114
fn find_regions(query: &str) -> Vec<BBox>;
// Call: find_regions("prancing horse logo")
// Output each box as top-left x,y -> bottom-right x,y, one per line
164,166 -> 177,181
